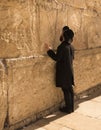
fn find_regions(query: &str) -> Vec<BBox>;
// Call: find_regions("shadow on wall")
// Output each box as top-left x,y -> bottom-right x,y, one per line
15,83 -> 101,130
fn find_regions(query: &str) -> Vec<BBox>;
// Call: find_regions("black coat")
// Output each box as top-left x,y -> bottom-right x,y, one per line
47,41 -> 74,89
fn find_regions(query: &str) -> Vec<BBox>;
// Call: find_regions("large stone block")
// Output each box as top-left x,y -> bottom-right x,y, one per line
85,0 -> 101,12
37,4 -> 69,51
36,6 -> 57,54
0,61 -> 7,130
1,0 -> 101,59
0,0 -> 37,58
36,0 -> 101,52
67,7 -> 88,50
36,0 -> 87,51
57,0 -> 86,9
6,48 -> 101,125
81,10 -> 101,49
74,48 -> 101,93
6,57 -> 63,125
54,8 -> 68,49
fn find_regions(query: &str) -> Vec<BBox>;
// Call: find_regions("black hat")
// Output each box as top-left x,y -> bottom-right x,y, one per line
62,26 -> 69,32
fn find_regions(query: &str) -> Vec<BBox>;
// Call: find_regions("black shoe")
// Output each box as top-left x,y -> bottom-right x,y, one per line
59,107 -> 72,114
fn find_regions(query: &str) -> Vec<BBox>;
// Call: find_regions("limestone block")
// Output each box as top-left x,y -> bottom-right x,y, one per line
87,17 -> 101,48
7,57 -> 63,125
1,0 -> 101,59
71,0 -> 86,9
36,0 -> 101,51
54,8 -> 68,49
36,1 -> 87,51
0,0 -> 37,58
67,8 -> 88,50
85,0 -> 101,12
74,48 -> 101,93
81,10 -> 101,49
38,5 -> 69,51
57,0 -> 86,9
37,6 -> 57,54
0,61 -> 7,130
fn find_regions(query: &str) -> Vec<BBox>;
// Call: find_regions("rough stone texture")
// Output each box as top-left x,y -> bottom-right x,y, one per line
0,61 -> 7,130
0,0 -> 37,58
0,0 -> 101,58
6,57 -> 63,125
74,48 -> 101,93
6,47 -> 101,126
36,0 -> 101,51
0,0 -> 101,129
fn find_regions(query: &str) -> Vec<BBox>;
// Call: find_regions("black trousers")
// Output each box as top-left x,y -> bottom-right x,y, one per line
62,86 -> 74,112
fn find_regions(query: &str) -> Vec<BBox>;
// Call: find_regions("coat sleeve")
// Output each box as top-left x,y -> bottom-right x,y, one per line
47,46 -> 63,61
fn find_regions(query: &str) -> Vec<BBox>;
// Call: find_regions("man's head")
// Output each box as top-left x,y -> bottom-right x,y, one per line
63,29 -> 74,42
60,26 -> 69,41
62,26 -> 69,32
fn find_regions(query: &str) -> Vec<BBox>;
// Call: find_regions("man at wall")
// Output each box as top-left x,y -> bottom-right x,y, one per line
45,27 -> 75,114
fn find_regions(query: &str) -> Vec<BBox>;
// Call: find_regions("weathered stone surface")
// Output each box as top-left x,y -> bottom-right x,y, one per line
0,0 -> 37,58
6,48 -> 101,126
57,0 -> 87,9
6,57 -> 63,125
74,48 -> 101,93
0,61 -> 7,130
0,0 -> 101,129
37,6 -> 57,53
38,5 -> 69,51
36,0 -> 101,50
0,0 -> 101,58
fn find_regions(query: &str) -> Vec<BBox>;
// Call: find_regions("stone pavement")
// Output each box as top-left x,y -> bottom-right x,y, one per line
21,94 -> 101,130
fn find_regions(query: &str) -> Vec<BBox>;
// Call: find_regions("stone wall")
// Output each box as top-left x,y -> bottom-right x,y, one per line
0,0 -> 101,129
6,57 -> 63,125
0,61 -> 7,130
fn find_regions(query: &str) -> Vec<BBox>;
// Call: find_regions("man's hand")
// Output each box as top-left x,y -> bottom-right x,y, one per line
45,43 -> 52,51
